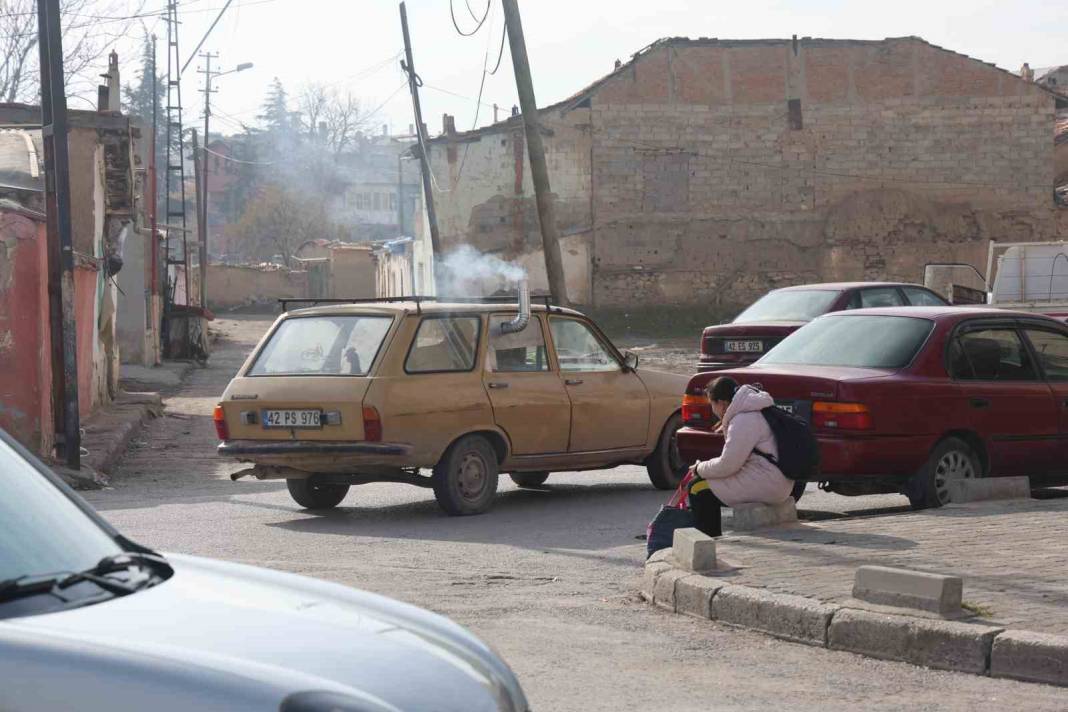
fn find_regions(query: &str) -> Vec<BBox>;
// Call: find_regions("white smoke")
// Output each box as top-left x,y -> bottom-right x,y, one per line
436,244 -> 527,297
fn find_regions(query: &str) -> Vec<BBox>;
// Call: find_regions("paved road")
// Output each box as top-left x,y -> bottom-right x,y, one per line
83,316 -> 1067,711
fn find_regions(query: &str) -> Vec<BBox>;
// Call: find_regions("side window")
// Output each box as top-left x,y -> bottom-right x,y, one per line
902,287 -> 947,307
487,315 -> 549,372
950,328 -> 1038,381
549,319 -> 618,373
859,287 -> 905,308
405,316 -> 481,373
844,291 -> 862,310
1024,329 -> 1068,381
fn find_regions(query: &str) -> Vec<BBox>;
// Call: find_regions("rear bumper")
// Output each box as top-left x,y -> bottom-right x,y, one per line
218,440 -> 413,457
677,427 -> 933,479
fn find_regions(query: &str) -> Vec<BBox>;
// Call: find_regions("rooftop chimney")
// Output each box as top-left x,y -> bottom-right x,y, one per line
408,123 -> 415,136
382,123 -> 389,137
107,51 -> 120,111
443,114 -> 456,135
1021,63 -> 1035,82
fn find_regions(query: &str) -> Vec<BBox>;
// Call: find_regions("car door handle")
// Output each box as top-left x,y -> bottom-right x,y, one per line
487,382 -> 509,389
565,379 -> 584,386
969,398 -> 990,409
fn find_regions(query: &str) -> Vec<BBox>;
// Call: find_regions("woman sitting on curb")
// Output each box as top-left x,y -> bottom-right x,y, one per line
689,376 -> 794,537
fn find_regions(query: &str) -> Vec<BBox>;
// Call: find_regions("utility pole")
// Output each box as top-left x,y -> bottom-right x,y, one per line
190,129 -> 205,307
399,2 -> 442,259
150,35 -> 160,303
37,0 -> 81,467
197,51 -> 217,308
500,0 -> 569,306
397,151 -> 405,236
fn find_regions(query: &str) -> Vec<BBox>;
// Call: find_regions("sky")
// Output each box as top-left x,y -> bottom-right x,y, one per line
112,0 -> 1065,139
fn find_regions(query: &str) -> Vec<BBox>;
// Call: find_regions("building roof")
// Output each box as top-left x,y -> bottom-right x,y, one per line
431,36 -> 1067,144
0,129 -> 42,193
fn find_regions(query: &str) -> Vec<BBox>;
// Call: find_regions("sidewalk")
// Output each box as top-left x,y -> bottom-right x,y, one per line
697,497 -> 1068,635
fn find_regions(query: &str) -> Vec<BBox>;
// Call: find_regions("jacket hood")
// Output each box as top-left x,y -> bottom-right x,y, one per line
722,384 -> 774,427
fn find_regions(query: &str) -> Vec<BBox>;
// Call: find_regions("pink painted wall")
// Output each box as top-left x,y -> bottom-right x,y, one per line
0,210 -> 53,454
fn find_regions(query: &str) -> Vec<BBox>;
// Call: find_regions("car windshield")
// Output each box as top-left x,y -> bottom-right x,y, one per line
249,315 -> 392,376
759,315 -> 934,369
734,290 -> 839,323
0,435 -> 123,583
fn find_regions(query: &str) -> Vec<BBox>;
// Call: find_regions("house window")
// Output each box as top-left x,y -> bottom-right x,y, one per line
373,193 -> 381,211
389,193 -> 397,211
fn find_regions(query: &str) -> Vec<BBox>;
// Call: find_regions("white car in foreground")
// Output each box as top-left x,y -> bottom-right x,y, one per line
0,429 -> 528,712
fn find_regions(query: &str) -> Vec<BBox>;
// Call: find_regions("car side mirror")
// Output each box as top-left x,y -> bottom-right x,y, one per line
623,351 -> 639,371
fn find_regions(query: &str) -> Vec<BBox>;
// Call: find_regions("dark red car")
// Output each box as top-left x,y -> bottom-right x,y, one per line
698,282 -> 948,372
679,307 -> 1068,508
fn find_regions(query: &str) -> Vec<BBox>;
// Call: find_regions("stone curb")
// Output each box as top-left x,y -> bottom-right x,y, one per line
60,391 -> 166,490
642,558 -> 1068,687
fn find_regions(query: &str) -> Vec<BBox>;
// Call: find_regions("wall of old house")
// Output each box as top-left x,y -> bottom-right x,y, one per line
425,38 -> 1059,311
425,110 -> 593,300
328,245 -> 376,299
587,38 -> 1058,308
0,209 -> 52,454
206,264 -> 309,310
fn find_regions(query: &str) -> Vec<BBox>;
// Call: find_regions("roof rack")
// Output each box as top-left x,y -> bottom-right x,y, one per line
278,294 -> 556,315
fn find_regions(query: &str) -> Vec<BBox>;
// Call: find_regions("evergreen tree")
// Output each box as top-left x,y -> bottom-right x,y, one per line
122,33 -> 168,225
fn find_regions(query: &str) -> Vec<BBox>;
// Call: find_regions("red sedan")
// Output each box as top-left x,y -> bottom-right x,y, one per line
698,282 -> 948,372
678,307 -> 1068,508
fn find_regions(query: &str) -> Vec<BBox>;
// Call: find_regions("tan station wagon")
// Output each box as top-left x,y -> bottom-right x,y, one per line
216,293 -> 688,515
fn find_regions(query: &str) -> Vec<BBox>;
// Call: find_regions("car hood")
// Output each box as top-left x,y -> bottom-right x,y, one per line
1,553 -> 526,712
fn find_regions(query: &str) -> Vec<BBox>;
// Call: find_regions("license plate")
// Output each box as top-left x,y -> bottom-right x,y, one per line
725,340 -> 763,353
263,409 -> 321,429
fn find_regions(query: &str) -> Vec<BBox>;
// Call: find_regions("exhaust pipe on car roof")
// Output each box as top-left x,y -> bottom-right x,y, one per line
500,277 -> 530,334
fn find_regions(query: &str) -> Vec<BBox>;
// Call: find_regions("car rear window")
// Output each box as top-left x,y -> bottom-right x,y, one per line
249,315 -> 392,376
759,315 -> 934,369
734,290 -> 839,323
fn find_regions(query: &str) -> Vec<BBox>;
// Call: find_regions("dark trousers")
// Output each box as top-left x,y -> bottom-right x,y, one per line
688,478 -> 726,538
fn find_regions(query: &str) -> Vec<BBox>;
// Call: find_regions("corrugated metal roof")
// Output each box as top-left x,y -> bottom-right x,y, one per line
0,129 -> 42,192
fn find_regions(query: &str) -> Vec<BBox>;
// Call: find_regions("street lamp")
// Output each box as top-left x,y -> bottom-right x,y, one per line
198,56 -> 252,308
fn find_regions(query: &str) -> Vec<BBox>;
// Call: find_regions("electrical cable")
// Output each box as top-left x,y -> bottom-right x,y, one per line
449,0 -> 489,36
203,145 -> 273,165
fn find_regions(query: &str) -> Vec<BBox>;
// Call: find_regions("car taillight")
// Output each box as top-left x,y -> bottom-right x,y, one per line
681,394 -> 714,428
812,402 -> 872,430
362,406 -> 382,442
213,404 -> 230,440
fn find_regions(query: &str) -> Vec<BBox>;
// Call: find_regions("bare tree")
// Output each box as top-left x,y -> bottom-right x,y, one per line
0,0 -> 146,104
297,82 -> 366,156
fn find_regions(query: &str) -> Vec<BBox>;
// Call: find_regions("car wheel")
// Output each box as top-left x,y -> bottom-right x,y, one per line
433,435 -> 500,516
510,472 -> 549,488
907,437 -> 980,510
790,480 -> 806,503
646,413 -> 687,490
286,477 -> 349,510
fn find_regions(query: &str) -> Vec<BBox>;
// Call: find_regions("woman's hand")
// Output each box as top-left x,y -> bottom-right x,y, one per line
712,420 -> 724,434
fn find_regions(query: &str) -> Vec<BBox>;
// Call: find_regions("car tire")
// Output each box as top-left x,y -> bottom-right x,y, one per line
907,437 -> 980,510
510,472 -> 549,488
646,413 -> 687,490
286,477 -> 349,510
790,480 -> 806,503
433,435 -> 500,516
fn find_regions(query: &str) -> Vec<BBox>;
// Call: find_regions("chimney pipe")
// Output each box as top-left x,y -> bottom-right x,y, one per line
500,278 -> 530,334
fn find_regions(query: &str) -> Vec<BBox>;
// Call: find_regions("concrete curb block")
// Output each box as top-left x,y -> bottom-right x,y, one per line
991,630 -> 1068,686
642,559 -> 1068,686
713,585 -> 837,646
828,608 -> 1002,674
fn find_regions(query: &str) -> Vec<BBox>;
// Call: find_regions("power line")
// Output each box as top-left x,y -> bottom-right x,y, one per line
449,0 -> 489,36
203,145 -> 273,164
182,0 -> 235,75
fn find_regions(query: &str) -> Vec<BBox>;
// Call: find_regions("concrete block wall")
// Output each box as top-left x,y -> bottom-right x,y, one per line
588,38 -> 1058,308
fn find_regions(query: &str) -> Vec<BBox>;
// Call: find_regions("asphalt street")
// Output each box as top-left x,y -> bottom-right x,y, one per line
82,316 -> 1068,711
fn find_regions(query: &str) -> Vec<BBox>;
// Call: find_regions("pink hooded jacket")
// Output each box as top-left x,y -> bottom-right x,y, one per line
694,385 -> 794,507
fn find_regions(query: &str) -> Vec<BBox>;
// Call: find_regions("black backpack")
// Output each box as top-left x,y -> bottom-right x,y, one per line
754,405 -> 820,481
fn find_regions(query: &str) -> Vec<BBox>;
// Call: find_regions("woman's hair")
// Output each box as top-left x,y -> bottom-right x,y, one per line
708,376 -> 739,403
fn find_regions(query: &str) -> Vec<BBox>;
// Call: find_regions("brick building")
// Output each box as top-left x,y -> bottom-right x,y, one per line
422,36 -> 1067,310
